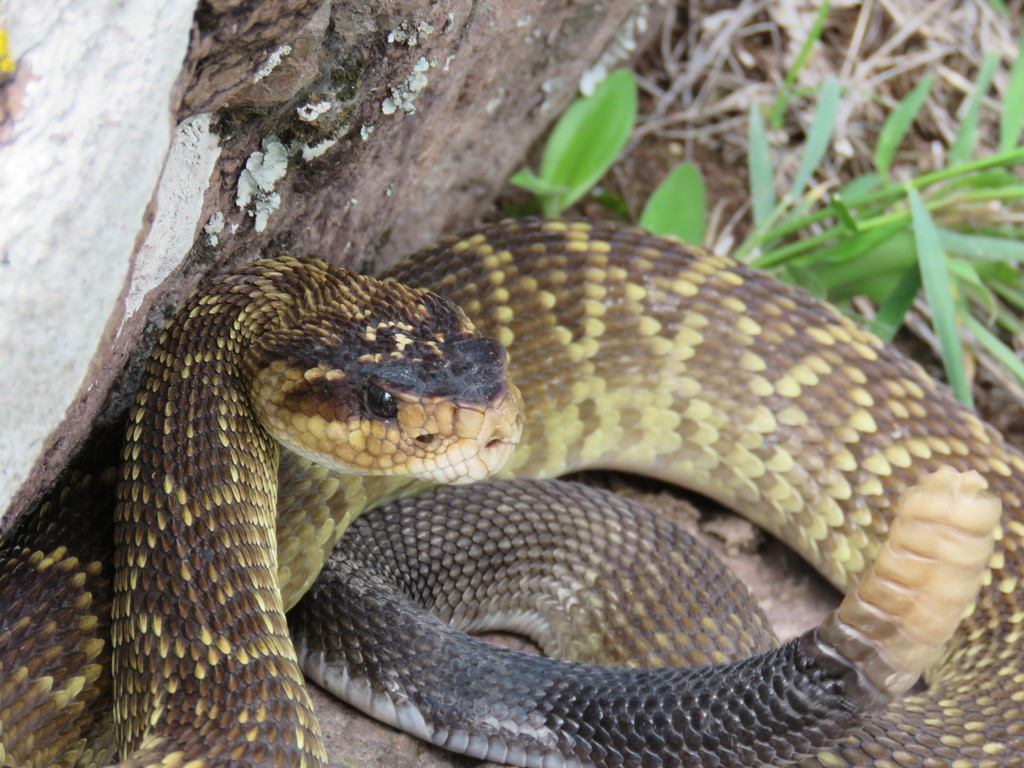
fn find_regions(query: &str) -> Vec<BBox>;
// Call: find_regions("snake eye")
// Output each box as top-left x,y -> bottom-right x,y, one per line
365,383 -> 398,419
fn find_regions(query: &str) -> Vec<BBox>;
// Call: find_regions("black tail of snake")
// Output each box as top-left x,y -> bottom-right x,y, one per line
0,218 -> 1020,767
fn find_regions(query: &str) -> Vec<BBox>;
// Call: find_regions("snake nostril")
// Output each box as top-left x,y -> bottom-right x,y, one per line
486,438 -> 503,450
416,434 -> 436,445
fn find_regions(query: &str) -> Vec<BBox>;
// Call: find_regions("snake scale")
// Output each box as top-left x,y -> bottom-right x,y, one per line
0,217 -> 1020,767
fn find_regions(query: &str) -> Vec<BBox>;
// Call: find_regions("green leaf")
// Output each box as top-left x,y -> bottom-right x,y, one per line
799,228 -> 915,303
791,76 -> 841,202
949,52 -> 999,166
870,266 -> 922,342
538,69 -> 637,214
909,188 -> 973,407
1002,30 -> 1024,152
640,162 -> 707,244
875,73 -> 933,177
747,103 -> 775,226
509,168 -> 567,198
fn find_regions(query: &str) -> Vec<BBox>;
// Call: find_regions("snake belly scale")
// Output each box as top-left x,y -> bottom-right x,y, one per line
0,217 -> 1019,766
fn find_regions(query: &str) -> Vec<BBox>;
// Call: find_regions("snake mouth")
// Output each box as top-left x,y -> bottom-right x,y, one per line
427,383 -> 524,484
472,386 -> 525,477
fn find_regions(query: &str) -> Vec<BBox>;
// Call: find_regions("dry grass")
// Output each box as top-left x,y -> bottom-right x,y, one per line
581,0 -> 1024,432
627,0 -> 1023,252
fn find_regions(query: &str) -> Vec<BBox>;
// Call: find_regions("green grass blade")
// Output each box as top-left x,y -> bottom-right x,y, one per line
939,229 -> 1024,262
909,188 -> 973,407
790,222 -> 909,268
974,260 -> 1023,287
875,73 -> 933,177
747,103 -> 775,226
770,0 -> 831,128
949,52 -> 1000,166
839,173 -> 884,205
832,194 -> 858,232
949,258 -> 997,322
964,313 -> 1024,388
791,76 -> 841,202
1001,30 -> 1024,152
749,148 -> 1024,254
870,266 -> 922,342
991,300 -> 1024,335
751,224 -> 847,269
972,263 -> 1024,333
539,69 -> 637,214
640,162 -> 707,244
954,170 -> 1022,190
799,227 -> 916,302
989,276 -> 1024,313
972,225 -> 1024,241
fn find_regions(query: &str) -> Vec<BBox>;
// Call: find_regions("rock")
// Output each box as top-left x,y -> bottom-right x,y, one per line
0,0 -> 664,532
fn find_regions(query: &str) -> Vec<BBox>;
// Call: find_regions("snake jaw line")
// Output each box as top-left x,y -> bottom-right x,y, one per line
253,376 -> 522,485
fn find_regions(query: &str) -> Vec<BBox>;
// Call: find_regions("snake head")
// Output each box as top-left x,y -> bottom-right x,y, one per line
246,264 -> 524,484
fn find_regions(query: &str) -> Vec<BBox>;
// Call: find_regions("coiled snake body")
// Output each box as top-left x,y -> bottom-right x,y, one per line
0,219 -> 1021,766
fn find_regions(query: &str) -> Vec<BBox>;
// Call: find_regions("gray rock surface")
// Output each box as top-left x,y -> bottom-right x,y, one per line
0,0 -> 198,531
1,0 -> 661,531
